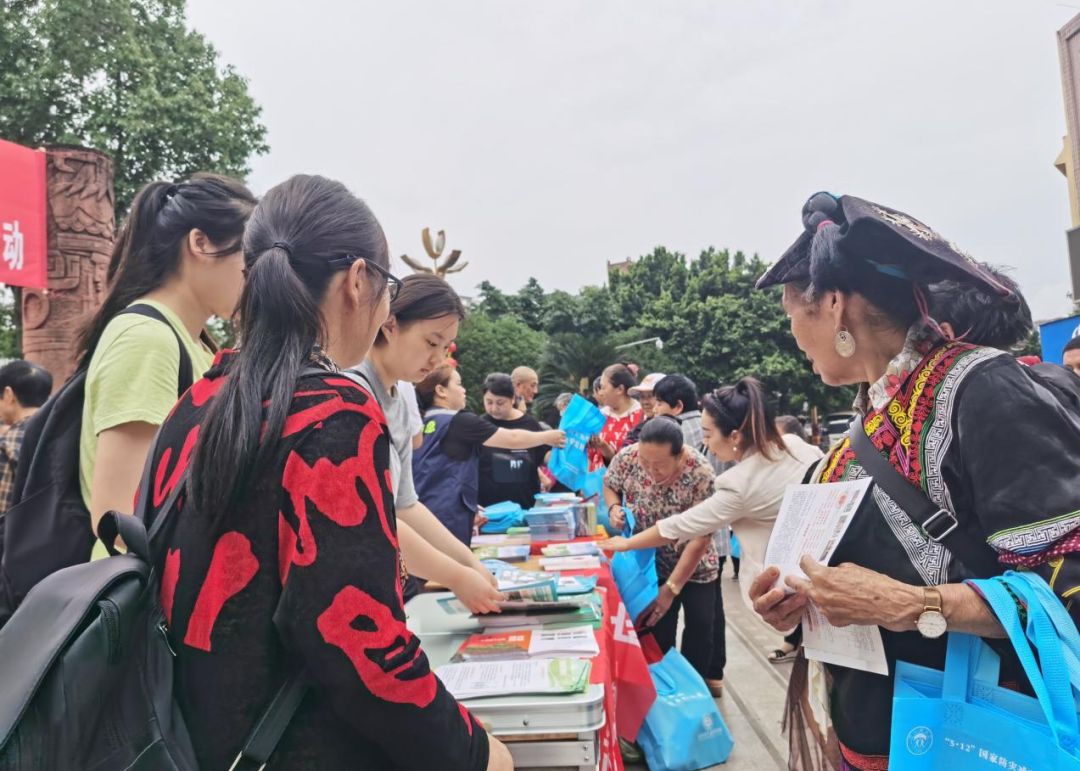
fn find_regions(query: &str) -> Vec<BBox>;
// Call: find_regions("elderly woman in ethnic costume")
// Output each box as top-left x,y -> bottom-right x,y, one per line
748,192 -> 1080,771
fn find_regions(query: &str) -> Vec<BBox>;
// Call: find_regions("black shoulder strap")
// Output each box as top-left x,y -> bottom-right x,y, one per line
117,304 -> 194,396
230,670 -> 309,770
848,419 -> 1000,579
125,380 -> 310,769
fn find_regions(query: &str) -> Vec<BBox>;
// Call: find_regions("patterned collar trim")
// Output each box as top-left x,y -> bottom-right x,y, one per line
858,323 -> 939,413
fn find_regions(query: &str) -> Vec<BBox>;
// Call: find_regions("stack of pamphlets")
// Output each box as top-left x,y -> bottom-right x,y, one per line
471,544 -> 531,562
525,506 -> 576,541
471,533 -> 531,547
556,574 -> 599,595
539,554 -> 602,571
540,541 -> 600,558
436,658 -> 592,700
482,561 -> 559,602
480,591 -> 604,630
450,625 -> 600,663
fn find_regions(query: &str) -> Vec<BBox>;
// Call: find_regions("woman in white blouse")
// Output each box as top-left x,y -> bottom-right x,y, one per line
602,377 -> 824,613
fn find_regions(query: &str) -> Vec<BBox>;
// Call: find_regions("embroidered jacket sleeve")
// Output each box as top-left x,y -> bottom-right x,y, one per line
273,396 -> 489,771
954,357 -> 1080,623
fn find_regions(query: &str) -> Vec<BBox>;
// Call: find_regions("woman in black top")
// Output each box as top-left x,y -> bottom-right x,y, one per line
413,365 -> 563,544
478,372 -> 551,509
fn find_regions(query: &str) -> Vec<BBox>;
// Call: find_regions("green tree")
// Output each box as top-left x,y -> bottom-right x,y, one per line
0,0 -> 268,214
0,290 -> 21,359
454,313 -> 546,412
512,277 -> 547,331
480,245 -> 853,419
536,333 -> 617,415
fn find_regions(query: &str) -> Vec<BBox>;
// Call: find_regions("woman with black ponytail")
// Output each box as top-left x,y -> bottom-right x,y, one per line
141,175 -> 510,771
79,174 -> 255,544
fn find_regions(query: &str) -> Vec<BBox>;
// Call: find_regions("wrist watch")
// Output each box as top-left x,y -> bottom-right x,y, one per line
916,587 -> 947,639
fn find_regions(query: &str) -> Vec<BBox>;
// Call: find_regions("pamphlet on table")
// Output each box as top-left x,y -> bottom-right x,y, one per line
540,542 -> 601,558
450,625 -> 600,662
539,554 -> 602,571
436,658 -> 593,700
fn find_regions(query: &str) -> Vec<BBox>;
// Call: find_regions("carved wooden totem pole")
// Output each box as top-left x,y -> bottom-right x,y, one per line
22,146 -> 115,387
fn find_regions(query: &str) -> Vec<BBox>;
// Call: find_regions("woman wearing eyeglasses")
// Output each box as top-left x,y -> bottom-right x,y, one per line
142,175 -> 512,770
349,273 -> 506,612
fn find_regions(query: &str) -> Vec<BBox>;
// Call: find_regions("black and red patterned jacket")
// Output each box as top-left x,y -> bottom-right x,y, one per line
145,351 -> 489,770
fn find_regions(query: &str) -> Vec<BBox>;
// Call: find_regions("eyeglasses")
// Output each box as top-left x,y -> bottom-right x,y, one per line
327,254 -> 402,302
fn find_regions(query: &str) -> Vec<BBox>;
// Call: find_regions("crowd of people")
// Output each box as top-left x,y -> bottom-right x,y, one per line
0,176 -> 1079,771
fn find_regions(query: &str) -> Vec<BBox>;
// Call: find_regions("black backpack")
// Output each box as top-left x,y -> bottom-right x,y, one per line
0,305 -> 198,629
0,425 -> 306,770
1027,360 -> 1080,414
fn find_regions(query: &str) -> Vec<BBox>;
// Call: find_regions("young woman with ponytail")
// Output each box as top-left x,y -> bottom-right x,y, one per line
350,272 -> 505,611
78,174 -> 256,541
142,175 -> 511,770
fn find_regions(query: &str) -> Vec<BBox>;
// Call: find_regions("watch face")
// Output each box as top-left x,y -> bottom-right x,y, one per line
917,610 -> 947,639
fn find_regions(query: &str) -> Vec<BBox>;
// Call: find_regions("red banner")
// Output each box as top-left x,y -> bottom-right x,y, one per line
0,139 -> 47,288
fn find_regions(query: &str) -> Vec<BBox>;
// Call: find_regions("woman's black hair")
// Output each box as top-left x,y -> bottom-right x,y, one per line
702,376 -> 788,460
602,363 -> 636,394
929,267 -> 1032,349
796,193 -> 922,330
416,363 -> 457,411
483,372 -> 516,399
639,415 -> 684,455
376,273 -> 465,345
653,374 -> 699,413
190,174 -> 390,524
78,174 -> 257,363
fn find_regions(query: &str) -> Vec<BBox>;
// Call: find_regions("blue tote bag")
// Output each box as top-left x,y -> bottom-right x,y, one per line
890,571 -> 1080,770
478,501 -> 524,534
609,506 -> 659,623
637,649 -> 734,770
548,395 -> 606,491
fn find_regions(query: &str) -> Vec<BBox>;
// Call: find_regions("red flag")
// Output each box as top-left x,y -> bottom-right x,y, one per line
607,595 -> 656,741
0,139 -> 47,288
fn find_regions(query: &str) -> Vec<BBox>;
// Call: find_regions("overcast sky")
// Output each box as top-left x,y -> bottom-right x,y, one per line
187,0 -> 1080,322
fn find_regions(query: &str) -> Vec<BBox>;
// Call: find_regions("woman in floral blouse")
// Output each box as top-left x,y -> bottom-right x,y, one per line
602,417 -> 720,687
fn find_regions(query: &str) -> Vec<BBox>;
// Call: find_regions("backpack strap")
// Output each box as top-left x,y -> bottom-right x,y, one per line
117,304 -> 195,396
849,419 -> 1001,578
229,671 -> 309,771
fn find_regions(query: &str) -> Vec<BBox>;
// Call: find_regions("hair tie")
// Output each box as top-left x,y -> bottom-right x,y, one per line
273,241 -> 294,259
816,219 -> 835,232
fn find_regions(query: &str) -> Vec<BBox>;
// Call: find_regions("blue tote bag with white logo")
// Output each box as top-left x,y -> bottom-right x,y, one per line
609,505 -> 659,623
548,395 -> 606,491
637,648 -> 734,771
890,571 -> 1080,770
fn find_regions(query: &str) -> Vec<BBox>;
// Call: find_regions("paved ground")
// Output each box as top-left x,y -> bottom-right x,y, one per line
625,572 -> 792,770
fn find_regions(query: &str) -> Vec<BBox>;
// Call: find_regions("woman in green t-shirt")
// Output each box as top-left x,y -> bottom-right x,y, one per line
77,174 -> 256,540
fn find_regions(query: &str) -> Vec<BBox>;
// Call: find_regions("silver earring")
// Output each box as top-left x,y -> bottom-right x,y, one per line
834,328 -> 856,358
